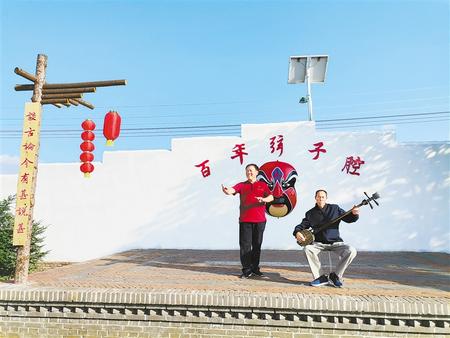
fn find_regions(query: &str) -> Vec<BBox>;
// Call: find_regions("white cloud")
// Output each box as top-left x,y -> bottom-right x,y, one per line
391,209 -> 414,220
429,235 -> 450,250
0,155 -> 19,174
407,232 -> 418,240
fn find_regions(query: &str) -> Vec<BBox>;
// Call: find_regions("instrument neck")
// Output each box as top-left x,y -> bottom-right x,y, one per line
315,201 -> 364,234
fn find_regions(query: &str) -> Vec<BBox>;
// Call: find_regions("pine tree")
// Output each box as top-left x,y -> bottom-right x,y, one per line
0,195 -> 49,278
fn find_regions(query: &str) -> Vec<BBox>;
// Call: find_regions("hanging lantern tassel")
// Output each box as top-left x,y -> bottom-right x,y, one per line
103,111 -> 121,146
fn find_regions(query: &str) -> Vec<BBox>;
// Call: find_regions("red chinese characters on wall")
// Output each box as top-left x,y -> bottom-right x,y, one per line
195,160 -> 211,178
342,156 -> 365,176
269,135 -> 284,157
308,141 -> 327,160
230,143 -> 248,164
194,136 -> 366,178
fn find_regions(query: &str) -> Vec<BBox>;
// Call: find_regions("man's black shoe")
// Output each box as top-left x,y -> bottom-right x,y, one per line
239,271 -> 253,279
329,272 -> 343,288
252,269 -> 264,277
310,274 -> 329,287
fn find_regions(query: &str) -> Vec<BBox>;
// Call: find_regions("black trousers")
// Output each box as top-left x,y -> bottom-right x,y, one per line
239,221 -> 266,274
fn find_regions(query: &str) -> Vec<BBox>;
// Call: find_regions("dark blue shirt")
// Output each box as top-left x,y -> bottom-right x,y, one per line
293,203 -> 359,244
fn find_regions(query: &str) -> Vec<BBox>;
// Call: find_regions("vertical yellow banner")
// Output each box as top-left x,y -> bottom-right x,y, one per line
13,102 -> 42,246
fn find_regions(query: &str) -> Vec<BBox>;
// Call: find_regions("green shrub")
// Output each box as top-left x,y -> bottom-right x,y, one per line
0,195 -> 49,278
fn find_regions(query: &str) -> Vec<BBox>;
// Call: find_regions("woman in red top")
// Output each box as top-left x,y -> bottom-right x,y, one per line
222,164 -> 274,278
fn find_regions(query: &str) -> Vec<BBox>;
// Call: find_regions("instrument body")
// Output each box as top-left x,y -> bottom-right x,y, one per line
296,192 -> 380,247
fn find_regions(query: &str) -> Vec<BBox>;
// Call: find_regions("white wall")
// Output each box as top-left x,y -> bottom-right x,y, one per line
1,121 -> 449,261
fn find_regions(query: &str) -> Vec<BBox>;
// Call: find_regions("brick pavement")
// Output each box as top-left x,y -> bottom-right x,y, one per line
2,249 -> 447,298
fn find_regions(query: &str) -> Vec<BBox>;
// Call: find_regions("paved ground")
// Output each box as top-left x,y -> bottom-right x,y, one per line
3,249 -> 448,298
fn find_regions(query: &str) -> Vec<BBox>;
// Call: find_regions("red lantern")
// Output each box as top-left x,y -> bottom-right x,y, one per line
103,111 -> 121,146
80,152 -> 94,162
81,119 -> 96,131
81,131 -> 95,141
80,162 -> 94,178
80,141 -> 95,152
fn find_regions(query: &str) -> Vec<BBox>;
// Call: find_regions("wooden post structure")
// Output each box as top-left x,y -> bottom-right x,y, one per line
12,54 -> 126,283
14,54 -> 47,284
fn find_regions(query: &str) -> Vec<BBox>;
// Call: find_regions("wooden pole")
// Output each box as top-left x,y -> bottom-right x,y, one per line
31,55 -> 47,103
14,54 -> 47,284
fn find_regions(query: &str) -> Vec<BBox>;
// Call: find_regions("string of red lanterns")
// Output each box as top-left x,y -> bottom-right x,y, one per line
80,119 -> 96,178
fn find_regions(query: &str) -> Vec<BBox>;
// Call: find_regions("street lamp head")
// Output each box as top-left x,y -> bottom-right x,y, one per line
288,55 -> 328,84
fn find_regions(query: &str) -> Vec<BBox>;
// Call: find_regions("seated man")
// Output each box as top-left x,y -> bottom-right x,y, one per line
293,189 -> 359,287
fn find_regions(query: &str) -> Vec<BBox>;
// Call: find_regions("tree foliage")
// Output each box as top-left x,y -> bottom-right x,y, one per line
0,195 -> 49,278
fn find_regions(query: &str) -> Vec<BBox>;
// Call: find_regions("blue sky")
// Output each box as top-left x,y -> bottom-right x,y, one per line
0,0 -> 449,173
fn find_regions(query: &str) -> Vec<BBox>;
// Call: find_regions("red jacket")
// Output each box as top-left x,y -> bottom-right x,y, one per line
233,181 -> 271,222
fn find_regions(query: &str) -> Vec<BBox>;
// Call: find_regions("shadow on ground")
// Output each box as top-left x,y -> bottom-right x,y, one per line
94,249 -> 450,292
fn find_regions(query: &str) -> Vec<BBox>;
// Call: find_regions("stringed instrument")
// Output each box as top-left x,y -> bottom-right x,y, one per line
296,192 -> 380,247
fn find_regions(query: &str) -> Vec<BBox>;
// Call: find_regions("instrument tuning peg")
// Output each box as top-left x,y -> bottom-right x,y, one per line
364,192 -> 373,209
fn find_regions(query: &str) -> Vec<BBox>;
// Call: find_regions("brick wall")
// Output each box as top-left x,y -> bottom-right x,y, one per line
0,316 -> 446,338
1,288 -> 448,337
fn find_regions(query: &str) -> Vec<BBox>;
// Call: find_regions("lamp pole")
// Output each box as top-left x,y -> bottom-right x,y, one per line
305,57 -> 314,121
288,55 -> 328,123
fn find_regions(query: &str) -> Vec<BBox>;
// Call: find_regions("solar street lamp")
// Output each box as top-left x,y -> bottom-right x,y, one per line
288,55 -> 328,121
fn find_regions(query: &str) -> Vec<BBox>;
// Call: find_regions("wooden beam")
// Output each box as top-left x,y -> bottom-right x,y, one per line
73,98 -> 94,109
60,102 -> 71,107
15,84 -> 36,91
14,67 -> 37,82
15,80 -> 126,91
68,99 -> 79,106
52,104 -> 63,108
42,93 -> 82,99
41,98 -> 70,104
43,87 -> 96,94
44,79 -> 127,89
